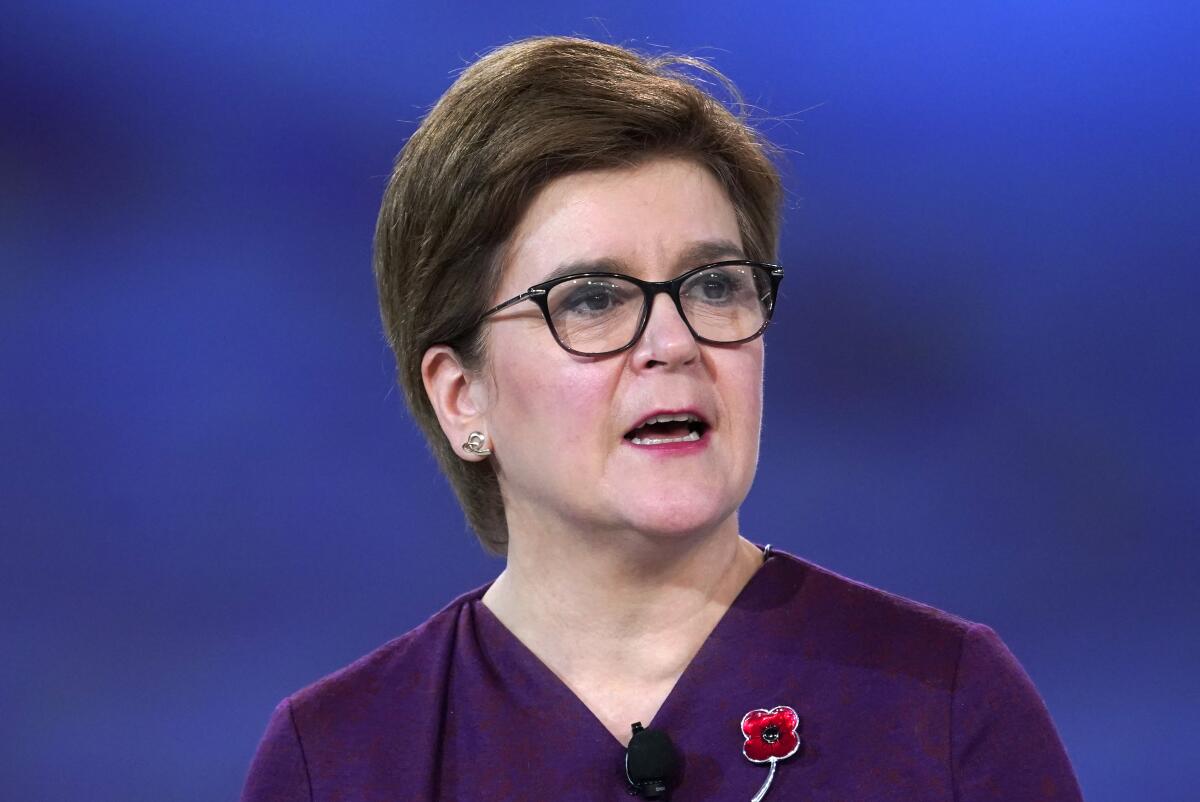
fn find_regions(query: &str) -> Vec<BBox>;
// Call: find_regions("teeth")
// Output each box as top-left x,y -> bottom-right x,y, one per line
631,430 -> 702,446
640,413 -> 700,426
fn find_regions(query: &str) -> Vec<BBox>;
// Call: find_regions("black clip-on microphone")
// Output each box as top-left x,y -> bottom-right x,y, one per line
625,721 -> 680,799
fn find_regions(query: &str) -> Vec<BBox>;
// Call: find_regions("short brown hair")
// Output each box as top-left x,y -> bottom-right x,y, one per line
373,36 -> 783,555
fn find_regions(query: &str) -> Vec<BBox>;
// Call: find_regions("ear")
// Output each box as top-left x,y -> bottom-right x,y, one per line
421,345 -> 491,461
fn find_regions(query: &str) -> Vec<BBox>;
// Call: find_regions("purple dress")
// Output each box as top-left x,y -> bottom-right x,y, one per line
241,548 -> 1083,800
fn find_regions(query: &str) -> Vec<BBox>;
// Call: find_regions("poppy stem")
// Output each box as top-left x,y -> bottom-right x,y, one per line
750,757 -> 777,802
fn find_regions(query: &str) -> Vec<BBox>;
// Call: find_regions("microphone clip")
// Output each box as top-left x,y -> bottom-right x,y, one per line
625,721 -> 680,800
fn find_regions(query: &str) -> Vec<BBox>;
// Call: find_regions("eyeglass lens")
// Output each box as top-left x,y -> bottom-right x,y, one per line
545,264 -> 772,354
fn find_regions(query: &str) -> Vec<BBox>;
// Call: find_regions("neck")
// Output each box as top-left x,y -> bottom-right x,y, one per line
481,514 -> 764,680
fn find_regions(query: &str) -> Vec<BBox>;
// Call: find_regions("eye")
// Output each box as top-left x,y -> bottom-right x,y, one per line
701,272 -> 734,299
554,279 -> 630,317
685,268 -> 747,305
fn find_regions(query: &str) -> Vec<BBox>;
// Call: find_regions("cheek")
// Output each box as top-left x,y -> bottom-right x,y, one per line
490,352 -> 614,453
723,346 -> 765,404
724,350 -> 766,447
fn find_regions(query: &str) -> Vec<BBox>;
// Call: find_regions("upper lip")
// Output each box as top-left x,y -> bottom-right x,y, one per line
624,408 -> 711,437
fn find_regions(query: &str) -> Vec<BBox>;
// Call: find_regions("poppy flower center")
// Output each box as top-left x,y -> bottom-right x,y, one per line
761,724 -> 780,744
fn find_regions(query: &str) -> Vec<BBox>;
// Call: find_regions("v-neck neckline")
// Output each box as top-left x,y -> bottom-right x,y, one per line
470,545 -> 780,752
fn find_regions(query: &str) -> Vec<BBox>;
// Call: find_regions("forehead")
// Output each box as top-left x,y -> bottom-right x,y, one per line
499,157 -> 744,292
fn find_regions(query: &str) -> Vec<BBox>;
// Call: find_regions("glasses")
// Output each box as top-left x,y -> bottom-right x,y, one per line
478,260 -> 784,357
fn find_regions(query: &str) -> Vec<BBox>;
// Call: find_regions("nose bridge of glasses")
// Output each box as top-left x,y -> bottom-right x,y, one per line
640,281 -> 696,341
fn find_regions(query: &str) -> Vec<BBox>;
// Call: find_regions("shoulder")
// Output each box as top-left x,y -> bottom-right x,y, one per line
284,583 -> 488,728
767,549 -> 977,685
772,547 -> 976,635
759,554 -> 1082,798
243,584 -> 491,799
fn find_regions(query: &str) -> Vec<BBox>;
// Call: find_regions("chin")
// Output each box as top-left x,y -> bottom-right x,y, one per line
619,494 -> 740,539
587,466 -> 754,538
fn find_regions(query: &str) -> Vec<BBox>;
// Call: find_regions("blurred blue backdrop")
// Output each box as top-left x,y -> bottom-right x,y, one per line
3,2 -> 1197,800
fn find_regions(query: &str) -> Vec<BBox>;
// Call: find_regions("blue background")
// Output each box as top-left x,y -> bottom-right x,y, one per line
3,2 -> 1197,799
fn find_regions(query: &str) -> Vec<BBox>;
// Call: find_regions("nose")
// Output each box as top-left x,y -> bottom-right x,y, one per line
631,291 -> 700,369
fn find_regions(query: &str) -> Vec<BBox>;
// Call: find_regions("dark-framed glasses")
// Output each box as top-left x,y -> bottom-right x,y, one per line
479,260 -> 784,357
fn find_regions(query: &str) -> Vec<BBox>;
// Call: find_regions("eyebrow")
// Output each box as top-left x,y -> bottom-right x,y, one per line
536,239 -> 747,285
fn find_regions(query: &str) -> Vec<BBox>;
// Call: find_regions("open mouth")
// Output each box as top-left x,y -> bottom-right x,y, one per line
624,413 -> 709,446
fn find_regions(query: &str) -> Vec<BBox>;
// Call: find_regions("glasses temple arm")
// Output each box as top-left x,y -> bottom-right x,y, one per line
480,289 -> 546,319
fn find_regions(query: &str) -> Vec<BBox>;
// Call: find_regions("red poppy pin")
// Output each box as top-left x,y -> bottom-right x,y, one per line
740,705 -> 801,801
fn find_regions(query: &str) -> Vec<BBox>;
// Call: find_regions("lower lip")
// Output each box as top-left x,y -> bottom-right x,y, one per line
623,430 -> 710,455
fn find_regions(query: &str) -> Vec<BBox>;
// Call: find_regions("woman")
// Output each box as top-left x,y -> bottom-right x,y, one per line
242,37 -> 1082,801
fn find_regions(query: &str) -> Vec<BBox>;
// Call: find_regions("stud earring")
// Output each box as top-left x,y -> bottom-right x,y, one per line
461,431 -> 492,457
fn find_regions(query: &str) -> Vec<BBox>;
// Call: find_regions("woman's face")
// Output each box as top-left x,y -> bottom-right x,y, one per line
475,157 -> 765,540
